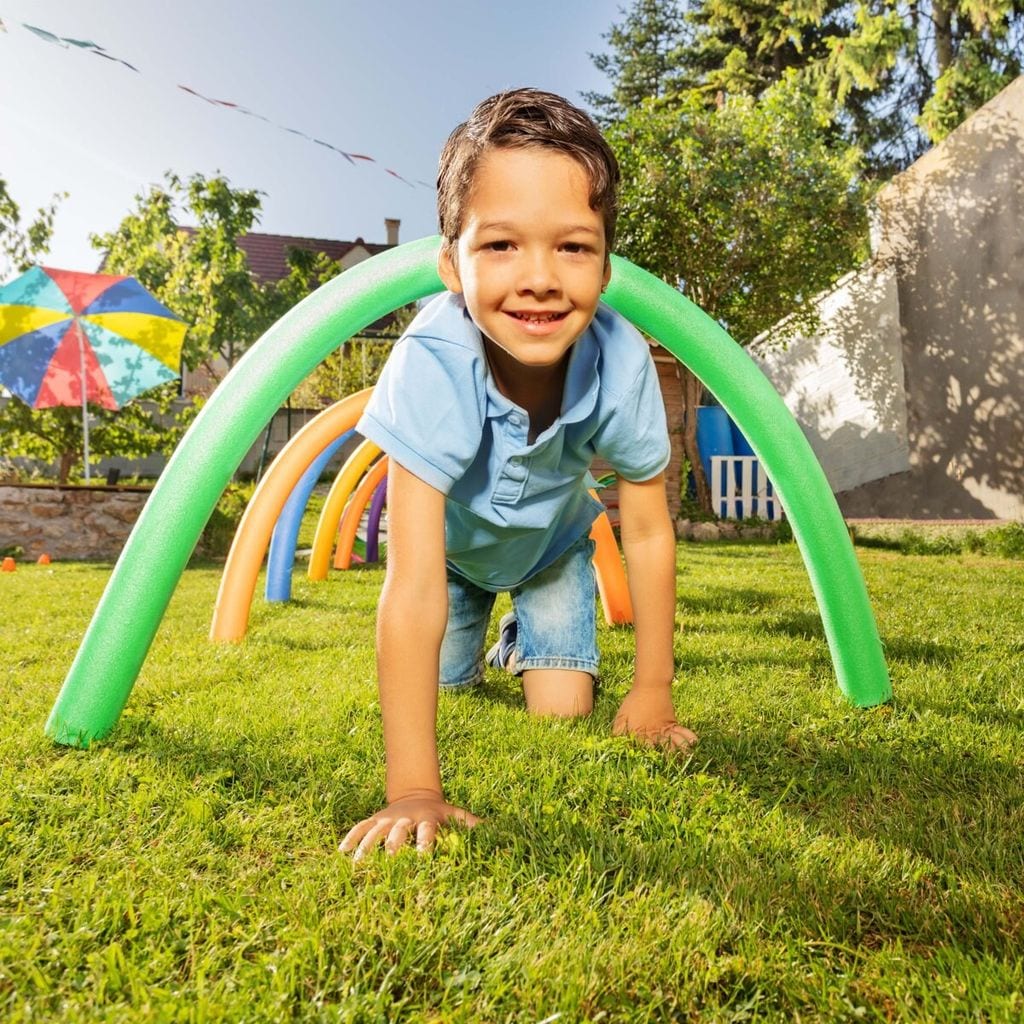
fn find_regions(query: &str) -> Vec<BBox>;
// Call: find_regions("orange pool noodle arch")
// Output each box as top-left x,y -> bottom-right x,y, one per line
210,389 -> 372,641
589,499 -> 634,626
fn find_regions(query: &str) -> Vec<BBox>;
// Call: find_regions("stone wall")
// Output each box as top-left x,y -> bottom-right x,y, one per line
0,484 -> 151,560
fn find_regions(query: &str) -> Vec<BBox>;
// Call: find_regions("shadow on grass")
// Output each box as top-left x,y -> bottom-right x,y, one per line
881,636 -> 961,666
248,634 -> 363,653
760,610 -> 825,641
474,717 -> 1024,959
755,616 -> 963,668
105,712 -> 377,807
84,671 -> 1023,964
677,587 -> 780,615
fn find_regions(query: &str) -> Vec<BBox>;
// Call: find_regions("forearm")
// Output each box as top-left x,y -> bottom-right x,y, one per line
620,517 -> 676,691
376,577 -> 448,802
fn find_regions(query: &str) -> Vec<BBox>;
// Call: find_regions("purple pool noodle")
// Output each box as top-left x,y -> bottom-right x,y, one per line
365,473 -> 388,564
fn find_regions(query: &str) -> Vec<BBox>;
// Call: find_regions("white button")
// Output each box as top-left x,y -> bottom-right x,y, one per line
509,414 -> 522,427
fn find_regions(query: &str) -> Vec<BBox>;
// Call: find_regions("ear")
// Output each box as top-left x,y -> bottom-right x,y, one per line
438,243 -> 463,294
601,256 -> 612,292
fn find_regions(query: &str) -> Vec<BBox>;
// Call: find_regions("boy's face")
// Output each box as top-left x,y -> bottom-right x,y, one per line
438,146 -> 612,372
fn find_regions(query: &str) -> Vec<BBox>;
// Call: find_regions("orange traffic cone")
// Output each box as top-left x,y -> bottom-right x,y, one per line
1,557 -> 15,572
37,553 -> 51,565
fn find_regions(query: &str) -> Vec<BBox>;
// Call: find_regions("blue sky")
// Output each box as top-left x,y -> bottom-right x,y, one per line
0,0 -> 623,274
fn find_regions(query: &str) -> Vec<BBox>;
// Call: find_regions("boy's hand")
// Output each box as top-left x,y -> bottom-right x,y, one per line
612,687 -> 698,753
339,790 -> 481,860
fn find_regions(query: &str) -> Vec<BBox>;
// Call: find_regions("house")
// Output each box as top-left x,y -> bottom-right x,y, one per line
181,218 -> 404,398
750,76 -> 1024,520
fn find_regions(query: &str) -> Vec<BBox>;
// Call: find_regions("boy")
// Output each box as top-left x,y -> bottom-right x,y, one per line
340,88 -> 697,861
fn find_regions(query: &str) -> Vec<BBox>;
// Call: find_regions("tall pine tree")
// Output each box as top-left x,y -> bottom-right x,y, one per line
588,1 -> 1024,176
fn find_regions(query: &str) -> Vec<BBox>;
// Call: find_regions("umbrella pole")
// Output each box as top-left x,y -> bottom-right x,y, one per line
76,318 -> 91,483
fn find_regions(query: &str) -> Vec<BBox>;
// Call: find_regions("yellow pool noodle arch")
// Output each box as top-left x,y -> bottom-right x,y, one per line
308,438 -> 382,580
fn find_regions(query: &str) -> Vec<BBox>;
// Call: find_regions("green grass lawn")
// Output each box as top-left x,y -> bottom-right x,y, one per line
2,544 -> 1022,1022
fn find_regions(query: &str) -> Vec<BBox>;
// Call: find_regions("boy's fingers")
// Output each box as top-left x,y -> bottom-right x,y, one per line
338,819 -> 375,853
416,820 -> 438,852
341,805 -> 482,858
385,818 -> 415,855
353,821 -> 391,861
660,725 -> 699,752
448,806 -> 482,828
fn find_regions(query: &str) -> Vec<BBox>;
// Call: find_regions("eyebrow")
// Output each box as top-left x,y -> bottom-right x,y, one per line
476,222 -> 601,236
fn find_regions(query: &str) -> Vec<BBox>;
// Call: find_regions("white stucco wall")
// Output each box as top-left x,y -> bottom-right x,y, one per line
753,77 -> 1024,519
750,267 -> 911,494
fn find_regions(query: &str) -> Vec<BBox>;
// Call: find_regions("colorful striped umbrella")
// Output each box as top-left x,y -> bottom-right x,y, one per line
0,266 -> 187,480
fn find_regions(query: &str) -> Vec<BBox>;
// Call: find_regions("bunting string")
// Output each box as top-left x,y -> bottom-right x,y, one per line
3,17 -> 434,189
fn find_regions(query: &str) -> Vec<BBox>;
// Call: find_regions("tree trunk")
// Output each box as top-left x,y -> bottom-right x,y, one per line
679,365 -> 712,515
934,2 -> 954,74
58,450 -> 75,485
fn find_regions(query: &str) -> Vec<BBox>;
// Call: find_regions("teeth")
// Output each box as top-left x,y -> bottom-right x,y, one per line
516,312 -> 561,322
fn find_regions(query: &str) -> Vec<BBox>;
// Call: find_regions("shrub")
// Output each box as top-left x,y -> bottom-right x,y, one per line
898,529 -> 961,556
851,522 -> 1024,560
982,522 -> 1024,559
197,482 -> 255,558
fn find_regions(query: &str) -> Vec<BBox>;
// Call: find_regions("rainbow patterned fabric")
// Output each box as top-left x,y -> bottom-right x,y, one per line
0,266 -> 186,409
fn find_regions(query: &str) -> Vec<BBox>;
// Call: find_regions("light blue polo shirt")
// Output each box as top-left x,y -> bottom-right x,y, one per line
357,292 -> 670,591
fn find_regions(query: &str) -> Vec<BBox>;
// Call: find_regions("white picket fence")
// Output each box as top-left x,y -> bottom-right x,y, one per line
710,455 -> 784,521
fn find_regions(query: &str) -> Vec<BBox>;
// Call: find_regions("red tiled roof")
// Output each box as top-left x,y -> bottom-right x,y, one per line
177,228 -> 393,283
234,232 -> 392,283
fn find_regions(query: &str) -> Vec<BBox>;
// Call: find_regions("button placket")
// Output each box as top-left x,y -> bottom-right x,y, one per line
493,408 -> 529,504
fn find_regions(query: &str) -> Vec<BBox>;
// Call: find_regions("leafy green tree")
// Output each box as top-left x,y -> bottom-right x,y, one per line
590,1 -> 1024,176
91,172 -> 272,379
686,0 -> 1023,171
0,176 -> 63,279
0,382 -> 187,485
91,171 -> 398,394
3,169 -> 405,482
607,79 -> 869,510
3,172 -> 275,482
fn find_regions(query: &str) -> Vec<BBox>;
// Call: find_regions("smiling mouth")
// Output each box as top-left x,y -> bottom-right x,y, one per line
507,310 -> 569,324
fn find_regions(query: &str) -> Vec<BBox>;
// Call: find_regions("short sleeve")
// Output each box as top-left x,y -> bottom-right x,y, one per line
591,353 -> 671,482
357,334 -> 487,493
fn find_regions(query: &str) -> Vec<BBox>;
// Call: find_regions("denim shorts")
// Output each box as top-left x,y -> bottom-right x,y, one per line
439,533 -> 599,689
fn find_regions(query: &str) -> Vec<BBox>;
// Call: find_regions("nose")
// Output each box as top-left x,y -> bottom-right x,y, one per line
516,248 -> 560,298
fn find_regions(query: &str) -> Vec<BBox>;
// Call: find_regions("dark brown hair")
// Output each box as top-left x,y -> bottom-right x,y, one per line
436,88 -> 620,251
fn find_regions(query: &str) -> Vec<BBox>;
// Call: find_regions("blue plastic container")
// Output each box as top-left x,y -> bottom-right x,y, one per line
695,405 -> 735,484
730,419 -> 755,457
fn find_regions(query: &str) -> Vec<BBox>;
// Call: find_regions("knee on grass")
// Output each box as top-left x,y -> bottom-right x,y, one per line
522,668 -> 594,719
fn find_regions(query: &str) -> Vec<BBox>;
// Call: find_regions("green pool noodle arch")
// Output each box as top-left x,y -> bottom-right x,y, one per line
45,236 -> 891,747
